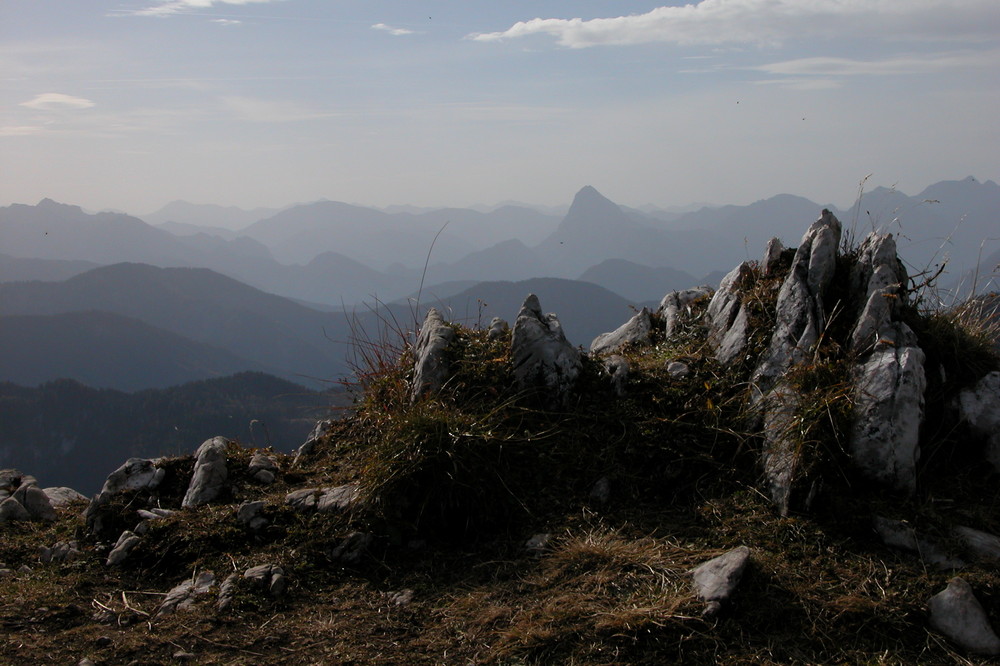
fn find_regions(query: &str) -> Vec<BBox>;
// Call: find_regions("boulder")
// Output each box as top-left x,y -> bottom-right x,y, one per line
847,233 -> 908,354
106,530 -> 141,567
43,487 -> 88,508
286,485 -> 360,515
248,453 -> 279,485
12,484 -> 56,522
39,540 -> 82,564
954,526 -> 1000,564
216,573 -> 239,612
410,307 -> 456,402
244,563 -> 287,597
0,497 -> 31,523
691,546 -> 752,617
590,307 -> 654,355
762,237 -> 786,275
86,458 -> 166,535
181,437 -> 229,508
329,532 -> 374,564
511,294 -> 581,405
872,516 -> 965,569
928,577 -> 1000,655
237,501 -> 268,531
667,361 -> 690,379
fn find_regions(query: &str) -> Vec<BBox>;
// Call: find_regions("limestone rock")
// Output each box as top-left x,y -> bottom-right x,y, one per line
873,516 -> 965,569
13,484 -> 56,521
387,588 -> 415,606
956,371 -> 1000,473
156,571 -> 216,617
762,237 -> 786,275
410,307 -> 456,402
589,476 -> 611,505
286,485 -> 360,515
511,294 -> 581,405
43,486 -> 88,508
601,354 -> 629,396
928,577 -> 1000,655
237,501 -> 268,530
181,437 -> 229,508
525,533 -> 552,556
954,526 -> 1000,563
294,419 -> 333,466
244,563 -> 287,597
0,469 -> 35,500
216,573 -> 239,612
847,233 -> 908,354
850,343 -> 925,492
0,497 -> 31,523
39,540 -> 82,564
667,361 -> 689,379
248,452 -> 279,485
691,546 -> 751,617
590,307 -> 654,355
659,286 -> 713,338
329,532 -> 374,564
706,262 -> 753,365
86,458 -> 165,535
487,316 -> 509,341
106,530 -> 141,567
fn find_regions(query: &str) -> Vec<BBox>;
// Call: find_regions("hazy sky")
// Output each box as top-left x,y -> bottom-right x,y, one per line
3,1 -> 999,214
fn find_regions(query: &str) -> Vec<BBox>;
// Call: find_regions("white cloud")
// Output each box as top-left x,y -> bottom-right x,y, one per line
211,18 -> 242,26
372,23 -> 415,36
125,0 -> 282,18
20,93 -> 95,110
0,126 -> 45,137
468,1 -> 1000,48
755,50 -> 1000,77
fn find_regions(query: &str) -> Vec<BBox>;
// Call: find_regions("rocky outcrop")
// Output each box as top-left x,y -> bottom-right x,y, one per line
182,437 -> 230,508
847,233 -> 925,493
43,487 -> 88,507
295,419 -> 334,466
286,484 -> 360,515
511,294 -> 581,405
85,458 -> 166,534
248,452 -> 279,485
0,470 -> 57,523
411,308 -> 456,402
156,571 -> 217,618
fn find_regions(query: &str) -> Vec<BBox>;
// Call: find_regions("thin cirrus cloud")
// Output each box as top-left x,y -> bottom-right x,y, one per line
467,0 -> 1000,48
372,23 -> 416,36
20,93 -> 96,111
755,50 -> 1000,77
124,0 -> 283,18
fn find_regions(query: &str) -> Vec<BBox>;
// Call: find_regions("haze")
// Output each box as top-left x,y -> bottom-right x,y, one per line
2,1 -> 999,214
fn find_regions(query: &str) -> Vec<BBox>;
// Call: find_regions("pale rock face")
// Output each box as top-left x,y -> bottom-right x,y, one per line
487,316 -> 508,341
762,237 -> 786,276
928,577 -> 1000,655
590,307 -> 653,355
43,487 -> 88,508
706,262 -> 753,366
601,355 -> 629,396
410,307 -> 456,402
181,437 -> 230,508
294,419 -> 333,466
0,497 -> 31,523
12,485 -> 57,522
511,294 -> 581,405
156,571 -> 217,617
850,341 -> 926,493
105,530 -> 141,567
956,371 -> 1000,473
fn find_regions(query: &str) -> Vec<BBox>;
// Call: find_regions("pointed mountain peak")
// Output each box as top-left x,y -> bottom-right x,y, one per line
566,185 -> 623,219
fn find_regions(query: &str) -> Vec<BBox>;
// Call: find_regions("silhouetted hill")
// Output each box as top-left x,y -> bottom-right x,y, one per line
0,372 -> 334,494
0,253 -> 100,283
0,264 -> 351,387
578,259 -> 701,303
142,200 -> 281,231
0,311 -> 263,391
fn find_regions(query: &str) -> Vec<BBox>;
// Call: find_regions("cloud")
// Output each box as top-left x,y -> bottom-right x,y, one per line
211,18 -> 242,26
372,23 -> 415,36
468,1 -> 1000,48
20,93 -> 96,110
0,126 -> 45,137
755,50 -> 1000,77
124,0 -> 282,18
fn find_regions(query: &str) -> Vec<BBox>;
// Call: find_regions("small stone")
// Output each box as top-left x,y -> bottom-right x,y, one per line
589,477 -> 611,505
173,651 -> 196,661
329,532 -> 373,564
928,577 -> 1000,655
691,546 -> 751,617
77,659 -> 96,666
95,636 -> 112,647
487,316 -> 508,341
106,531 -> 141,567
666,361 -> 689,378
0,497 -> 31,523
525,533 -> 552,556
387,588 -> 415,606
237,501 -> 268,530
181,437 -> 230,508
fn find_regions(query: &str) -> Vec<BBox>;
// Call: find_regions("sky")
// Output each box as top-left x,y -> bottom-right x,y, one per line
2,0 -> 999,215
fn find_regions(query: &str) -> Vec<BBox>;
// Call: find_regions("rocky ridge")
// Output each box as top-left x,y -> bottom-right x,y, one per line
2,211 -> 1000,664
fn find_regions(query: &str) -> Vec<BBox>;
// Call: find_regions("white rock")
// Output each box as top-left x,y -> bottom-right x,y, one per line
181,437 -> 229,508
691,546 -> 751,617
410,307 -> 456,402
